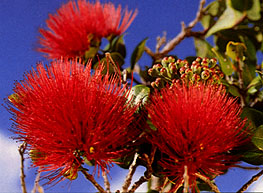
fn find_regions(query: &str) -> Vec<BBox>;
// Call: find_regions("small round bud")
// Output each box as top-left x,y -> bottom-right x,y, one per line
179,67 -> 186,74
195,57 -> 202,62
148,68 -> 153,76
153,63 -> 162,69
176,59 -> 182,64
201,60 -> 209,67
201,70 -> 210,80
161,57 -> 169,67
160,67 -> 167,76
168,56 -> 175,63
192,74 -> 201,82
181,73 -> 187,79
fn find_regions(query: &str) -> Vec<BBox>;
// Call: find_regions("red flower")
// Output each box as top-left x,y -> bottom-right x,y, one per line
8,60 -> 138,184
38,0 -> 137,59
146,84 -> 249,191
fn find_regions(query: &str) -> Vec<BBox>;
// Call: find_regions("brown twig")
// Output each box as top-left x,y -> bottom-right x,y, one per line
102,171 -> 111,193
144,0 -> 206,60
80,170 -> 106,193
156,31 -> 167,53
237,169 -> 263,193
128,147 -> 157,193
121,153 -> 139,193
183,166 -> 189,193
19,142 -> 27,193
31,168 -> 42,193
195,173 -> 220,193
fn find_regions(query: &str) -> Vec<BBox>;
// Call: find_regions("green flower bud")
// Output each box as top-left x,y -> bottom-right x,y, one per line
168,56 -> 175,63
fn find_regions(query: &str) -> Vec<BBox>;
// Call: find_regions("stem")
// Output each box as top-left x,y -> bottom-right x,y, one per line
19,142 -> 27,193
80,170 -> 106,193
121,153 -> 139,192
183,166 -> 189,193
195,173 -> 220,193
237,169 -> 263,193
102,171 -> 111,193
144,0 -> 206,60
128,147 -> 156,193
31,168 -> 42,193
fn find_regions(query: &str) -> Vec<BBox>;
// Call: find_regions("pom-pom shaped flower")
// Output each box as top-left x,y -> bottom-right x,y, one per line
146,83 -> 249,191
8,60 -> 138,184
38,0 -> 137,59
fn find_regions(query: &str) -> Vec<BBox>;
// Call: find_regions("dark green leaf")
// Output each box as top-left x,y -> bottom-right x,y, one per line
243,148 -> 263,165
231,0 -> 253,11
242,107 -> 263,128
239,36 -> 257,61
112,35 -> 126,58
131,38 -> 148,70
252,125 -> 263,151
228,85 -> 240,97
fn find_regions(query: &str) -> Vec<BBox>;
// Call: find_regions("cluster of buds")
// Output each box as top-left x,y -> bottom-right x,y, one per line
148,56 -> 224,88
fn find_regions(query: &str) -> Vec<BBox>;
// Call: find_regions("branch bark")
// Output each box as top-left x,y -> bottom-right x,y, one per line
128,147 -> 156,193
144,0 -> 206,60
195,173 -> 220,193
237,169 -> 263,193
121,153 -> 139,192
19,142 -> 27,193
80,170 -> 106,193
102,171 -> 111,193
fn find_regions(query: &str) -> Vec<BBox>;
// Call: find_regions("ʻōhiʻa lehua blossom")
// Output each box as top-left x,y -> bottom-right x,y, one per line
7,59 -> 138,185
38,0 -> 137,59
146,83 -> 250,192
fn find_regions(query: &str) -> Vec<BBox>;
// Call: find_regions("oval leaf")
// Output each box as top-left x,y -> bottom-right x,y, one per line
252,125 -> 263,151
131,38 -> 148,70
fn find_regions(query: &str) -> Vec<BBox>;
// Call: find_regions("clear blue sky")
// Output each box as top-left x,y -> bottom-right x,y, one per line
0,0 -> 262,192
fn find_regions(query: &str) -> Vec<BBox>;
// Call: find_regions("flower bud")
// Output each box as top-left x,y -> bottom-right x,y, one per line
192,74 -> 201,82
161,57 -> 169,67
168,56 -> 175,63
179,67 -> 186,74
195,57 -> 202,62
160,67 -> 167,76
148,68 -> 153,76
201,70 -> 210,80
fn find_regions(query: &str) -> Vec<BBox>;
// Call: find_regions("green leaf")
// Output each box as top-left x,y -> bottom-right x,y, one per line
194,38 -> 215,58
246,0 -> 261,21
211,48 -> 234,75
200,1 -> 220,29
131,38 -> 148,70
128,85 -> 150,107
228,85 -> 240,97
247,76 -> 262,89
111,35 -> 126,58
231,0 -> 253,11
239,36 -> 257,61
242,107 -> 263,128
243,149 -> 263,165
206,0 -> 245,37
252,125 -> 263,151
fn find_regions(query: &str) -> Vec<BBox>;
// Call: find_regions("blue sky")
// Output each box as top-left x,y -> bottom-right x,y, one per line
0,0 -> 262,192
